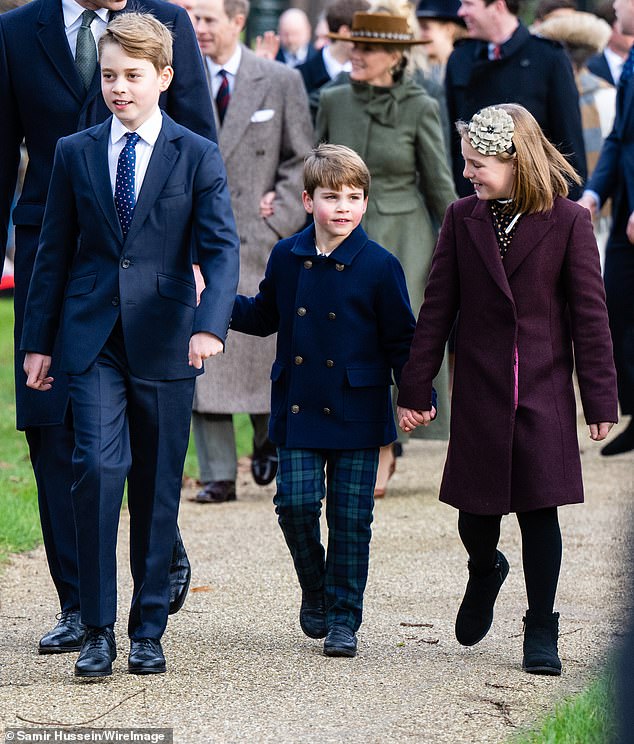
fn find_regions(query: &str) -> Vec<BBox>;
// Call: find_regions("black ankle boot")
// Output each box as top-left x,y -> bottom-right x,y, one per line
455,550 -> 509,646
522,610 -> 561,675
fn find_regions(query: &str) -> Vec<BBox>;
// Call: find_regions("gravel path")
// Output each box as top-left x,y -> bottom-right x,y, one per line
1,417 -> 632,743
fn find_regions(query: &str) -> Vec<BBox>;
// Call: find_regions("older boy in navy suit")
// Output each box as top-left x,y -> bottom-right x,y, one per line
231,144 -> 431,657
21,13 -> 239,677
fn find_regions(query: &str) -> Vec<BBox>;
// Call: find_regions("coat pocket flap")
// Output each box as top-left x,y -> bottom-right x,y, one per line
65,273 -> 97,297
12,202 -> 45,226
157,273 -> 196,307
270,360 -> 286,381
346,366 -> 393,387
158,183 -> 187,199
374,193 -> 421,215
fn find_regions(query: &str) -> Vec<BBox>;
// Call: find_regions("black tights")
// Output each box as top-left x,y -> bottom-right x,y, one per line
458,508 -> 562,616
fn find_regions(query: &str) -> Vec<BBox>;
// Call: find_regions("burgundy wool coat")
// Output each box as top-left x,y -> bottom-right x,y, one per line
397,195 -> 618,515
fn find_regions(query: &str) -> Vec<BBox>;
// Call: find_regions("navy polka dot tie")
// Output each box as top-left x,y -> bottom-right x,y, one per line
115,132 -> 140,238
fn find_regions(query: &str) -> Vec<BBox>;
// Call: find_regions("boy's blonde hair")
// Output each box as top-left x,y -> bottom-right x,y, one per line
304,144 -> 371,197
456,103 -> 581,215
98,13 -> 173,71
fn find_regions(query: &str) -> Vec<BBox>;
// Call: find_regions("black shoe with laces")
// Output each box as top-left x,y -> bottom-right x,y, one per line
39,609 -> 86,654
128,638 -> 166,675
74,626 -> 116,678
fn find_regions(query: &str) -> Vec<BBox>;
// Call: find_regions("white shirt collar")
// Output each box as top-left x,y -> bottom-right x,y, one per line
604,46 -> 625,83
207,45 -> 242,78
322,45 -> 351,79
110,107 -> 163,147
62,0 -> 109,30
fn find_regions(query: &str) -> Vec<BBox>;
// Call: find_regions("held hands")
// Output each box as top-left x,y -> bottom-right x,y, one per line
397,406 -> 437,433
188,332 -> 223,369
589,422 -> 614,441
24,353 -> 54,391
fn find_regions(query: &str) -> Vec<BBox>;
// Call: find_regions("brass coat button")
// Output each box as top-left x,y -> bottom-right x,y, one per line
335,263 -> 344,271
323,407 -> 331,415
326,359 -> 334,368
291,404 -> 300,414
303,260 -> 313,269
294,356 -> 303,365
297,307 -> 307,316
328,312 -> 336,320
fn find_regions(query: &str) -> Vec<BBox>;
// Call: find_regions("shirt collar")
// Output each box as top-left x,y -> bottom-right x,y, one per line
207,45 -> 242,78
62,0 -> 109,30
110,107 -> 163,146
322,45 -> 351,79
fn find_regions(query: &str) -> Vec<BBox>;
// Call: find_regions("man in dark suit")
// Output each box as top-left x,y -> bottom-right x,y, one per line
579,0 -> 634,456
587,0 -> 634,86
0,0 -> 215,655
445,0 -> 586,198
275,7 -> 316,67
21,12 -> 239,676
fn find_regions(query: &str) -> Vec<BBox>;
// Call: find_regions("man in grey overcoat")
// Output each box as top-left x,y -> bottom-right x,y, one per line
193,0 -> 313,501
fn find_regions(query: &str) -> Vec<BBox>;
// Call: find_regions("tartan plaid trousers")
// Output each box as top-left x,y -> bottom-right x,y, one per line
274,447 -> 379,632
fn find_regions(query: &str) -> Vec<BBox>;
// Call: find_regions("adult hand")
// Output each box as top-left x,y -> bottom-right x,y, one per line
188,332 -> 223,369
23,352 -> 54,391
577,194 -> 597,218
589,422 -> 614,441
260,191 -> 276,218
254,31 -> 280,60
626,210 -> 634,244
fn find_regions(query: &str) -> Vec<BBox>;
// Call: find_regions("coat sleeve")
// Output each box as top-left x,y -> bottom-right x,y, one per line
397,203 -> 460,409
230,246 -> 281,337
165,6 -> 217,143
263,69 -> 313,240
0,18 -> 22,267
191,143 -> 240,342
563,206 -> 618,424
20,139 -> 78,355
414,94 -> 457,225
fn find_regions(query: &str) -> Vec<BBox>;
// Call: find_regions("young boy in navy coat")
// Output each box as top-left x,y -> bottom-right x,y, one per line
231,144 -> 430,657
20,13 -> 239,677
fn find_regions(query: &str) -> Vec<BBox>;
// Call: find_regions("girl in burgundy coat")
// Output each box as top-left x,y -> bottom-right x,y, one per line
397,104 -> 618,675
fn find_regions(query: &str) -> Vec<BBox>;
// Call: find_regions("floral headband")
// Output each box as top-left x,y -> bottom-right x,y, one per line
468,107 -> 515,156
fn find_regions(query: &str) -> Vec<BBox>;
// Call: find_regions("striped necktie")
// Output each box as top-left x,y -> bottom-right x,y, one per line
216,69 -> 230,125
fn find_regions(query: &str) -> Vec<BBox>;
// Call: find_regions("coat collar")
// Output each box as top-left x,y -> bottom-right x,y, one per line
291,223 -> 370,265
84,114 -> 183,245
350,76 -> 421,128
37,0 -> 85,103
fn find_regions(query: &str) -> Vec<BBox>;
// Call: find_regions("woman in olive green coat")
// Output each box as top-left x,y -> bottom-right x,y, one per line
316,10 -> 457,492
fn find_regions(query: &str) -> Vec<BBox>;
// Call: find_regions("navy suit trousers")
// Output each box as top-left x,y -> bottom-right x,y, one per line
68,324 -> 194,639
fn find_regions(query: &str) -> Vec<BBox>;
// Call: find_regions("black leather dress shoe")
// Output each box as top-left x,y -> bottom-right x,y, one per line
128,638 -> 166,675
195,480 -> 236,503
300,589 -> 327,639
39,609 -> 86,654
251,439 -> 278,486
323,624 -> 357,657
168,526 -> 191,615
74,627 -> 116,678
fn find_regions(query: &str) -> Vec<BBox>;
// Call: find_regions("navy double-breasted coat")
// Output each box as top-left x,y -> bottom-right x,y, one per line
398,196 -> 618,514
231,224 -> 417,450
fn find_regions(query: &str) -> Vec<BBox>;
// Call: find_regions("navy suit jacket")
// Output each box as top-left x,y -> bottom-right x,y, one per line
587,52 -> 615,86
21,115 -> 239,381
0,0 -> 216,267
297,49 -> 330,94
586,72 -> 634,233
231,224 -> 416,449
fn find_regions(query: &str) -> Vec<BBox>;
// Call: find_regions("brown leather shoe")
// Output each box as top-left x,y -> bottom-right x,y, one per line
195,480 -> 236,503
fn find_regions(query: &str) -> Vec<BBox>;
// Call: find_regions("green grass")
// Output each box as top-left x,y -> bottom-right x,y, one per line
512,672 -> 617,743
0,296 -> 253,563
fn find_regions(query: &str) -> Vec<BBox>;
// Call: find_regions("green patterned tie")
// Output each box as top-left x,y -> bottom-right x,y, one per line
75,10 -> 98,90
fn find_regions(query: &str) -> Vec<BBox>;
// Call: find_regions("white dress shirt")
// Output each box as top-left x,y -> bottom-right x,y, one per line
604,46 -> 625,85
322,45 -> 351,80
205,46 -> 242,98
62,0 -> 109,57
108,107 -> 164,198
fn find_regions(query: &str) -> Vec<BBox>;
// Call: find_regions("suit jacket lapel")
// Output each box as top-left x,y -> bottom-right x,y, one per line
124,118 -> 181,246
503,210 -> 555,279
84,120 -> 122,242
37,0 -> 85,103
464,199 -> 513,302
219,47 -> 270,161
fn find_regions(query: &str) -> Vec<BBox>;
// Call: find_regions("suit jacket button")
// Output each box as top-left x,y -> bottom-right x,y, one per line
294,356 -> 303,365
328,312 -> 336,320
335,263 -> 344,271
323,407 -> 331,415
297,307 -> 307,316
111,296 -> 120,306
291,404 -> 300,414
121,258 -> 130,268
303,260 -> 313,269
326,359 -> 334,367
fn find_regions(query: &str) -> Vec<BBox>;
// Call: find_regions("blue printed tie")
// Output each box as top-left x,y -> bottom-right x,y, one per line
114,132 -> 140,237
216,69 -> 230,126
621,44 -> 634,86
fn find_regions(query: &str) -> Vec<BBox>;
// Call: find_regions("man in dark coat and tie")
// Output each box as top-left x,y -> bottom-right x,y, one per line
0,0 -> 215,654
579,0 -> 634,455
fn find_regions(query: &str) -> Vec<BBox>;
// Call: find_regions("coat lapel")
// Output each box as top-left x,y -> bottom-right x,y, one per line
37,0 -> 85,103
503,210 -> 555,279
219,47 -> 270,162
464,199 -> 514,302
84,120 -> 122,242
124,117 -> 181,246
